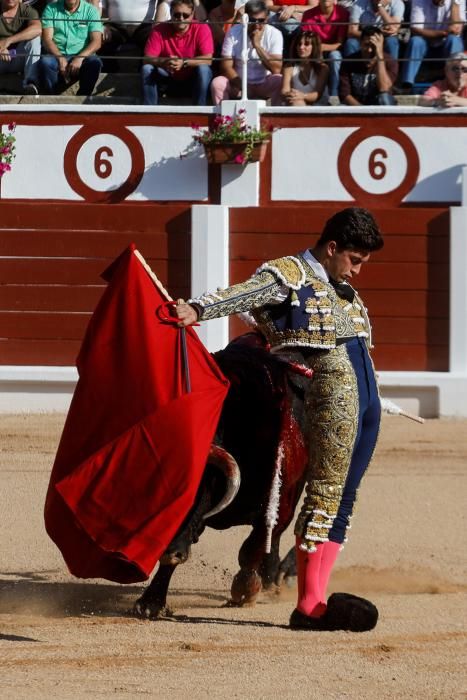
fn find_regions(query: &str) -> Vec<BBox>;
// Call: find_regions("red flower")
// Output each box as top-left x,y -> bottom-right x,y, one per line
234,154 -> 246,165
7,122 -> 16,131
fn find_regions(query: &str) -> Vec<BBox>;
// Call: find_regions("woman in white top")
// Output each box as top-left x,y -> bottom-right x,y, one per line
281,30 -> 329,106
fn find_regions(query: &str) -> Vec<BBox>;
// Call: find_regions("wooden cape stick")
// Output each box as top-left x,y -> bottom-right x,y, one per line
380,398 -> 425,424
134,248 -> 191,393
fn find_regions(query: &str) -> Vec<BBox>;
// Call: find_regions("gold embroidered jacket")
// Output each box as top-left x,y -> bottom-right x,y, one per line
190,253 -> 372,351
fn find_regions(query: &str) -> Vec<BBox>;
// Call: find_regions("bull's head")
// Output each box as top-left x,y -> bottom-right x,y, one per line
160,445 -> 241,566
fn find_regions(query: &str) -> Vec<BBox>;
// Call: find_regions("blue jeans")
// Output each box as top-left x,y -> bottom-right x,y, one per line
374,92 -> 396,105
343,35 -> 400,59
39,54 -> 102,95
141,63 -> 212,105
324,49 -> 342,97
0,37 -> 41,87
401,34 -> 465,85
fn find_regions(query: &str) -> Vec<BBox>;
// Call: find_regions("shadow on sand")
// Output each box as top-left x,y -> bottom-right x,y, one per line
0,571 -> 230,620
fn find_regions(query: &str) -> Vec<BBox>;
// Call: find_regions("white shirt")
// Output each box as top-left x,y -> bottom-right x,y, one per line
221,23 -> 283,84
291,65 -> 329,105
302,249 -> 329,282
411,0 -> 466,32
101,0 -> 157,23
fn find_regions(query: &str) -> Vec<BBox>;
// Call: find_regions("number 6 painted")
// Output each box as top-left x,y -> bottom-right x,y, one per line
94,146 -> 113,179
369,148 -> 387,180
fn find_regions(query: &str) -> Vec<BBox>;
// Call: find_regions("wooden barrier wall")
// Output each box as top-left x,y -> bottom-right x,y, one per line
0,202 -> 191,365
229,206 -> 449,372
0,202 -> 449,370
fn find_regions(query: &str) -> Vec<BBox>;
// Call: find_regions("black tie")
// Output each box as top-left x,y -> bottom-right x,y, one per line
329,279 -> 355,303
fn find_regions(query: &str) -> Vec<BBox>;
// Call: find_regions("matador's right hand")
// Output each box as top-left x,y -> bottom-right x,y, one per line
175,299 -> 199,327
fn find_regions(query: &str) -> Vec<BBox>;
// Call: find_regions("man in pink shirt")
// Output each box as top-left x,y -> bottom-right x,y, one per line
302,0 -> 349,96
142,0 -> 213,105
421,51 -> 467,106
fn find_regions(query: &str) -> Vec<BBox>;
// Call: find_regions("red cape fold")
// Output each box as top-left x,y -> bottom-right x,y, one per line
44,246 -> 229,583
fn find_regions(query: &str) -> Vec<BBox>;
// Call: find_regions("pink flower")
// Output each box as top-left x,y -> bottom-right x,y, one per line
7,122 -> 16,131
190,122 -> 200,130
0,146 -> 10,154
234,154 -> 246,165
238,108 -> 246,114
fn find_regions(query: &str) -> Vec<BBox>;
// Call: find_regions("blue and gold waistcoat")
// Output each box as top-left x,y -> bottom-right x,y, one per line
192,252 -> 372,351
251,254 -> 372,351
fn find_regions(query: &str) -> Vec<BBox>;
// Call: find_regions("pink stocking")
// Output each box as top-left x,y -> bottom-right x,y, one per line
319,540 -> 341,603
295,537 -> 327,618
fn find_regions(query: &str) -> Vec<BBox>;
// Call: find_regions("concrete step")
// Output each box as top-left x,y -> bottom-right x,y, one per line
0,72 -> 140,99
0,71 -> 422,106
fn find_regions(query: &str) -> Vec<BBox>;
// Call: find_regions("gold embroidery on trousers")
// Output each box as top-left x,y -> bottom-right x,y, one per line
294,345 -> 359,550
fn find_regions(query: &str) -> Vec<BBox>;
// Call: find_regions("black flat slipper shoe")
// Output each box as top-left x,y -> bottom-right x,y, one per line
325,592 -> 378,632
289,593 -> 378,632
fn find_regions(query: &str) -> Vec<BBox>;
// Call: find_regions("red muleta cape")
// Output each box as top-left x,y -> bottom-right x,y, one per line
44,245 -> 229,583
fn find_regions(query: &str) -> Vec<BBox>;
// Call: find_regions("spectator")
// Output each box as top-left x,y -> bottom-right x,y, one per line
420,49 -> 467,105
98,1 -> 157,71
281,29 -> 329,103
27,0 -> 100,13
211,0 -> 283,105
344,0 -> 404,59
142,0 -> 213,105
339,24 -> 397,103
209,0 -> 243,53
155,0 -> 207,23
266,0 -> 314,41
0,0 -> 41,94
302,0 -> 349,96
400,0 -> 465,91
39,0 -> 103,95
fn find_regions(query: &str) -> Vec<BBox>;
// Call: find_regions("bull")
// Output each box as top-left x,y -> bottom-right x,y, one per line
133,334 -> 306,620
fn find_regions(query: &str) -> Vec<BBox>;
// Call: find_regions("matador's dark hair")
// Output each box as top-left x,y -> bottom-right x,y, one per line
317,207 -> 384,252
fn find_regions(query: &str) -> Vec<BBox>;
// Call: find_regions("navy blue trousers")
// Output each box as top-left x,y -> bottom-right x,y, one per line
328,338 -> 381,543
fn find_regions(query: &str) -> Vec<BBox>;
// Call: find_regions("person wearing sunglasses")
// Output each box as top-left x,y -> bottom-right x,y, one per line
211,0 -> 283,105
399,0 -> 465,93
421,50 -> 467,106
142,0 -> 213,105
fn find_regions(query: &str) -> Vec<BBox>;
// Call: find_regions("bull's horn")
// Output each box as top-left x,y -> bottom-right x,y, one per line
202,444 -> 241,520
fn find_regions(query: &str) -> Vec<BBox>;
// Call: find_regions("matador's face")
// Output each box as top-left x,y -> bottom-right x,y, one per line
325,244 -> 370,283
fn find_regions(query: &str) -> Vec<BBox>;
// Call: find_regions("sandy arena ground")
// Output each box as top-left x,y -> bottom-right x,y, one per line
1,413 -> 466,700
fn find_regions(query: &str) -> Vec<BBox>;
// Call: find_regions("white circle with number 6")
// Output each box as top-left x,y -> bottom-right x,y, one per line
349,136 -> 408,195
75,134 -> 133,192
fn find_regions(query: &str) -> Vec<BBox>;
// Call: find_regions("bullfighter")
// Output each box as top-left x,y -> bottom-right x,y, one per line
176,207 -> 383,631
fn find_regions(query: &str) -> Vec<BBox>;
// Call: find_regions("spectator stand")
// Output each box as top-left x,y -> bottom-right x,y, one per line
2,6 -> 465,104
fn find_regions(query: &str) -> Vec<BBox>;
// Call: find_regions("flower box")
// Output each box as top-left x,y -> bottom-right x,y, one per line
203,140 -> 269,165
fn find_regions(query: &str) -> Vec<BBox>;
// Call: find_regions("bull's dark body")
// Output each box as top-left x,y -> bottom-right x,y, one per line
134,337 -> 303,619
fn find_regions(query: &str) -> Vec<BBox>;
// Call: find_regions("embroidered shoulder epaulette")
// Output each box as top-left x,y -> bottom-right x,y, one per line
256,256 -> 306,291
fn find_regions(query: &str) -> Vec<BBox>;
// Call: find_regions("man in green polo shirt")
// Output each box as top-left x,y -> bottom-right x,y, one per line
39,0 -> 103,95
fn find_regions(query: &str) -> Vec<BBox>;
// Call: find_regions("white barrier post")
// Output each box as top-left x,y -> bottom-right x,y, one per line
191,204 -> 230,352
449,168 -> 467,374
241,13 -> 249,100
462,164 -> 467,207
